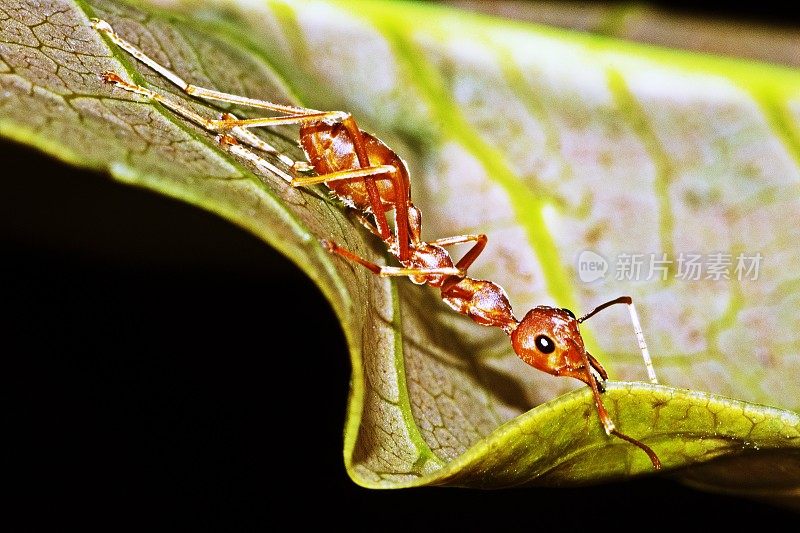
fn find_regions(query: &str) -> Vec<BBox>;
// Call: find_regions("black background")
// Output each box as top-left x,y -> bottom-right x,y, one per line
4,1 -> 799,529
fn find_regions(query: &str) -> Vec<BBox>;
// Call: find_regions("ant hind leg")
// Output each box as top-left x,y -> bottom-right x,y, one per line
99,72 -> 297,182
91,18 -> 322,116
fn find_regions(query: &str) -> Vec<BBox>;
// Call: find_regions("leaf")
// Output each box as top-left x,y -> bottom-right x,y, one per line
1,0 -> 798,493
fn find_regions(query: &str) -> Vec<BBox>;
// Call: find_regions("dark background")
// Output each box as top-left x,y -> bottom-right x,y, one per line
4,1 -> 798,529
646,0 -> 800,26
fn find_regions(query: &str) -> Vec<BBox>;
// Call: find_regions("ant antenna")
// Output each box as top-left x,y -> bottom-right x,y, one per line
579,296 -> 658,385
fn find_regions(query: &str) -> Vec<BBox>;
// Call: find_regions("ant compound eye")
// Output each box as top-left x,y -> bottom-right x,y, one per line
534,334 -> 556,354
562,308 -> 576,319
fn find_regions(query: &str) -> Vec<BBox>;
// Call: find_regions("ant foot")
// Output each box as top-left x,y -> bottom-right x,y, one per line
292,161 -> 313,173
218,112 -> 238,128
99,71 -> 124,84
90,18 -> 113,32
216,134 -> 238,147
320,239 -> 337,253
99,72 -> 151,98
213,113 -> 238,134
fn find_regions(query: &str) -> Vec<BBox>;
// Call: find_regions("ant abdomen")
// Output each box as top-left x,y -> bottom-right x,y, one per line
300,122 -> 408,211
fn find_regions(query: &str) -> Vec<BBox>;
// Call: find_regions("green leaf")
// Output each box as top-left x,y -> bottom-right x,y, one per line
1,0 -> 798,493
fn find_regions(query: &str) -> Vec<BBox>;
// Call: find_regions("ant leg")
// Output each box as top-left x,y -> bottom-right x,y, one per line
217,113 -> 296,167
578,348 -> 662,470
212,111 -> 405,254
99,72 -> 299,181
430,234 -> 488,291
289,165 -> 396,187
91,19 -> 321,116
91,18 -> 409,257
100,71 -> 218,128
90,19 -> 407,256
291,166 -> 411,237
225,110 -> 398,248
336,115 -> 407,258
293,163 -> 414,262
428,234 -> 485,247
352,212 -> 383,239
578,296 -> 658,385
289,165 -> 395,236
91,18 -> 399,251
430,234 -> 488,271
212,111 -> 350,130
216,135 -> 294,183
322,240 -> 462,277
210,110 -> 365,167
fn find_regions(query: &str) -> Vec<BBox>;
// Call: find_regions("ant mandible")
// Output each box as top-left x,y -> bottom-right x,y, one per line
92,19 -> 661,469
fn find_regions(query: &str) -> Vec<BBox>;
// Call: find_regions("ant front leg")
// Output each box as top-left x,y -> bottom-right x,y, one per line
577,347 -> 662,470
430,234 -> 488,270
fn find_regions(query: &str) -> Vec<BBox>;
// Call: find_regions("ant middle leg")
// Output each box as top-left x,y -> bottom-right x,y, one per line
430,234 -> 488,270
322,240 -> 462,278
429,234 -> 488,291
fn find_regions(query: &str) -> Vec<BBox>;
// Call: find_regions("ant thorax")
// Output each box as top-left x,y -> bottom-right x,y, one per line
389,238 -> 454,287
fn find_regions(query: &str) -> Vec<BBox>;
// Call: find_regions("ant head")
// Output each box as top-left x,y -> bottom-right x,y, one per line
510,306 -> 606,386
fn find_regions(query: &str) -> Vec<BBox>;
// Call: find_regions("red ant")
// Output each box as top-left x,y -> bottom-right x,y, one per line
92,19 -> 661,469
